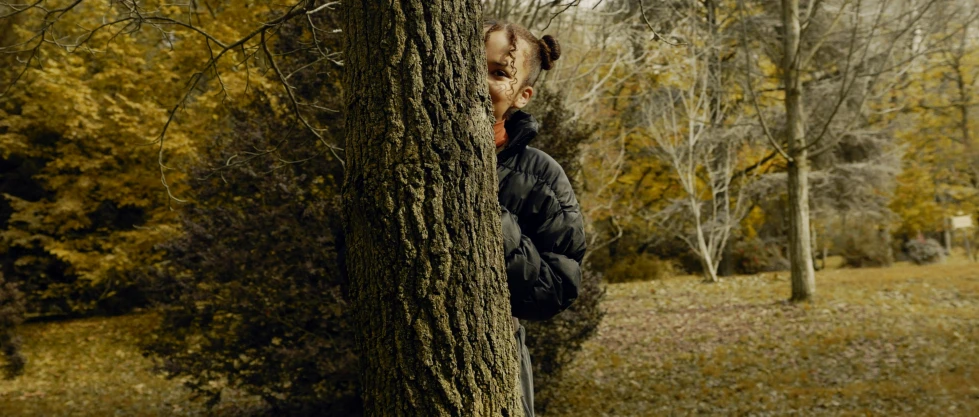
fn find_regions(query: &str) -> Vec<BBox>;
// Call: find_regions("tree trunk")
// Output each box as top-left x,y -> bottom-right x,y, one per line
811,224 -> 819,270
342,2 -> 522,416
782,0 -> 816,302
705,0 -> 729,282
695,214 -> 719,283
955,60 -> 979,188
944,219 -> 953,253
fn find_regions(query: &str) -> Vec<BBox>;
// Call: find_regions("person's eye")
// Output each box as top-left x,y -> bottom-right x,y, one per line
493,70 -> 509,78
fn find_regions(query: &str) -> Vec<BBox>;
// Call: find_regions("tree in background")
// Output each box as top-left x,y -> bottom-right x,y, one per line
737,0 -> 939,300
890,2 -> 979,250
642,84 -> 753,282
0,1 -> 210,315
631,0 -> 755,283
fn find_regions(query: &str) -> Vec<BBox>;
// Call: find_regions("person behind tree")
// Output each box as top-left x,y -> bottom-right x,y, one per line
483,19 -> 586,416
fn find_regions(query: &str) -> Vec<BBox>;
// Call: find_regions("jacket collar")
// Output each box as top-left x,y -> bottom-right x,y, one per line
497,110 -> 539,164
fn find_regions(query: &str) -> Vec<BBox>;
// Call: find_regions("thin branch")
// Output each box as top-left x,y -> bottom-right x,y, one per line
261,28 -> 344,167
0,0 -> 43,19
736,0 -> 792,162
638,0 -> 685,46
306,1 -> 339,15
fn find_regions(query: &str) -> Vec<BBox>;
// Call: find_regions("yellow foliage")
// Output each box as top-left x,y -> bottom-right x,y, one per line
884,35 -> 979,236
0,0 -> 295,310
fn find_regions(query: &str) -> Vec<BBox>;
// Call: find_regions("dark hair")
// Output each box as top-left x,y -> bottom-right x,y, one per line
483,19 -> 562,88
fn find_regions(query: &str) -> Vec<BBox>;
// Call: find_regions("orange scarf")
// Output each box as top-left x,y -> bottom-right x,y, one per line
493,119 -> 508,150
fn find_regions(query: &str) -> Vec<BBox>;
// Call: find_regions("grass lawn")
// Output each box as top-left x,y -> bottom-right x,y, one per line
2,260 -> 978,416
0,313 -> 264,416
545,260 -> 979,416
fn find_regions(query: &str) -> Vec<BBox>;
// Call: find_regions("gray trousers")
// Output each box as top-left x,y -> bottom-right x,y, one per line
515,322 -> 535,417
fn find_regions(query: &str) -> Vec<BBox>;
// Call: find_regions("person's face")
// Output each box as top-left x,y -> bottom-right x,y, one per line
484,30 -> 534,122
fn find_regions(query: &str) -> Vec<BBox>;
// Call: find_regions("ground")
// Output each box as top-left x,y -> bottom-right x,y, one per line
544,259 -> 979,416
0,314 -> 264,416
1,260 -> 977,416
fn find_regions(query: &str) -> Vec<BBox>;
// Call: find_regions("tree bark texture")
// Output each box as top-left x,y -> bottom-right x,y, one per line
782,0 -> 817,302
342,2 -> 522,416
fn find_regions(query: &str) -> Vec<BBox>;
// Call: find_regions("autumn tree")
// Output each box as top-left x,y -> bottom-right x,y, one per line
0,1 -> 212,314
892,2 -> 979,245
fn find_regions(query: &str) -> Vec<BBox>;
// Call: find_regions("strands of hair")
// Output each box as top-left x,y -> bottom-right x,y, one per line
483,19 -> 562,87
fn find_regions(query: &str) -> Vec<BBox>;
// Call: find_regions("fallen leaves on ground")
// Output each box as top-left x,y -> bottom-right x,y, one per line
543,262 -> 979,416
2,262 -> 977,416
0,312 -> 265,416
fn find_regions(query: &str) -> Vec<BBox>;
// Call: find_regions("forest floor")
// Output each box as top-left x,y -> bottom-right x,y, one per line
0,313 -> 264,416
1,259 -> 977,416
545,258 -> 979,416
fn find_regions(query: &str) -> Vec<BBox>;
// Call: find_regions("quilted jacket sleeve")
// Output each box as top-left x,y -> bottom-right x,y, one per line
501,172 -> 586,321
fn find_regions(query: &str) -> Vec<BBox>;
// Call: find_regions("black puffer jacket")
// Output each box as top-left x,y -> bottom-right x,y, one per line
498,110 -> 586,321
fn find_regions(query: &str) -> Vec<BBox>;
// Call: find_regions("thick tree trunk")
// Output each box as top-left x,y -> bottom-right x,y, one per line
782,0 -> 816,302
342,2 -> 522,416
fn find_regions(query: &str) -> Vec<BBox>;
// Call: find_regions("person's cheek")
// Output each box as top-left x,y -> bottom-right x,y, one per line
488,82 -> 503,103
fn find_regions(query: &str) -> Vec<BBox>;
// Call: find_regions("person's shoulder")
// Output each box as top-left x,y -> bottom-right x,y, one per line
516,146 -> 569,187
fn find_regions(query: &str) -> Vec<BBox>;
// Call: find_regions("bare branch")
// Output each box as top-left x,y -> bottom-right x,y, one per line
260,28 -> 345,167
736,0 -> 792,162
638,0 -> 685,46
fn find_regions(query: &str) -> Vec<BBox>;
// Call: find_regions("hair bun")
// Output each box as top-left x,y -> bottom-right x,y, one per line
539,35 -> 561,70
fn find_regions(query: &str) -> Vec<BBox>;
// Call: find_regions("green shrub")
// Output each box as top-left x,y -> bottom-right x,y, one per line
146,99 -> 606,416
839,229 -> 893,268
523,86 -> 607,414
147,40 -> 604,417
729,238 -> 790,275
524,268 -> 605,414
142,97 -> 360,415
905,238 -> 944,265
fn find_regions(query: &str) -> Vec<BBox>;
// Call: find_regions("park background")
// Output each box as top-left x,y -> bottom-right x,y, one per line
1,0 -> 978,415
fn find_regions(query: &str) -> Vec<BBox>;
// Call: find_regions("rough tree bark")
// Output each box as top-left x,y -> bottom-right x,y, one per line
342,1 -> 522,416
782,0 -> 817,301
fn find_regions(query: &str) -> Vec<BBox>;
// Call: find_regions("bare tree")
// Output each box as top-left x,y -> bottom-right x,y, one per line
643,91 -> 751,282
640,1 -> 753,283
737,0 -> 939,301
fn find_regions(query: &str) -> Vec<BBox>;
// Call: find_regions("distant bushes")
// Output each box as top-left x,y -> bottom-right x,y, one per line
729,238 -> 790,275
837,226 -> 893,268
603,253 -> 675,283
905,238 -> 945,265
